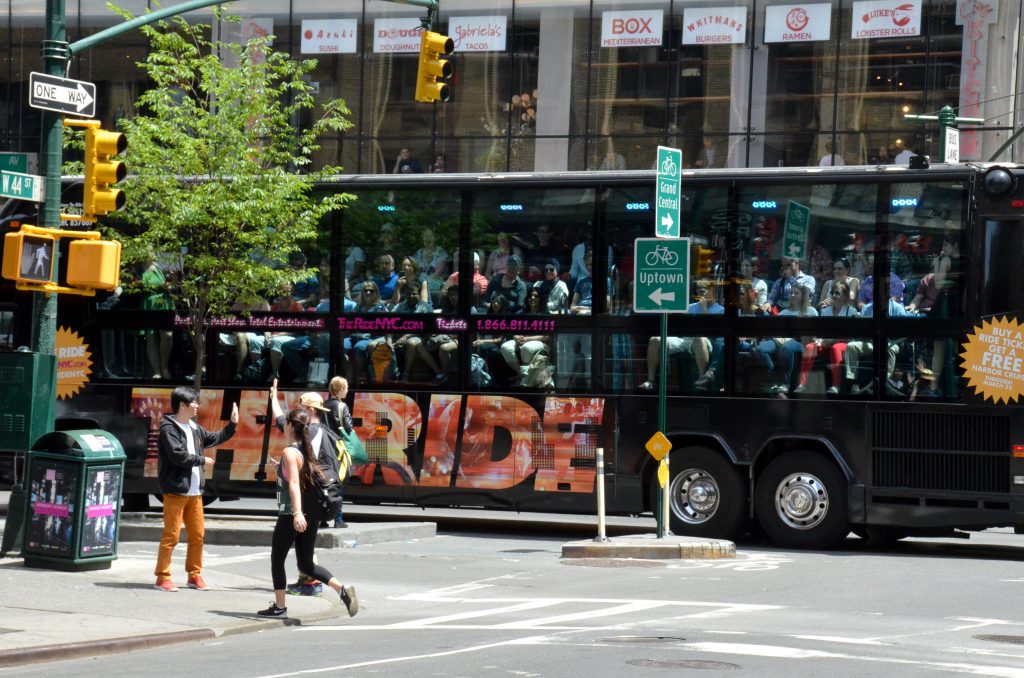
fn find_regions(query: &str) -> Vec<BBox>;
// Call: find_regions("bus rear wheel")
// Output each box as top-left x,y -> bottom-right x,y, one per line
755,451 -> 849,549
658,448 -> 747,539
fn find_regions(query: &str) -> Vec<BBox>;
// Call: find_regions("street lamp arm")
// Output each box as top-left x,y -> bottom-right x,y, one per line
68,0 -> 229,56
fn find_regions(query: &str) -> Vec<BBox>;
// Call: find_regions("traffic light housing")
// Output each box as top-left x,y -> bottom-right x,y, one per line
695,247 -> 715,277
416,31 -> 454,103
66,239 -> 122,291
3,231 -> 55,284
66,119 -> 127,221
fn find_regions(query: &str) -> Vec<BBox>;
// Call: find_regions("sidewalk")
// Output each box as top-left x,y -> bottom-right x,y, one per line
0,490 -> 434,668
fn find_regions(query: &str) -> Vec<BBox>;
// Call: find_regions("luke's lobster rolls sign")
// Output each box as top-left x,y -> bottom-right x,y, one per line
851,0 -> 921,38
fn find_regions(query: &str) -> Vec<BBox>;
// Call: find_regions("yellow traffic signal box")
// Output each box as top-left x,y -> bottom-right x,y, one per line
66,239 -> 122,291
695,246 -> 715,277
3,231 -> 55,284
66,119 -> 127,222
416,31 -> 454,103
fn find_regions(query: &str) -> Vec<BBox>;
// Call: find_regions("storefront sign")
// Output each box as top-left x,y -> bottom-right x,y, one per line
601,9 -> 664,47
764,4 -> 832,43
373,17 -> 423,53
449,16 -> 507,52
56,326 -> 91,400
851,0 -> 921,38
682,7 -> 747,45
301,19 -> 358,54
960,316 -> 1024,404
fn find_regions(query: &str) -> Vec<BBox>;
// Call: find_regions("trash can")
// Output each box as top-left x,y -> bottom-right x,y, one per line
22,429 -> 126,571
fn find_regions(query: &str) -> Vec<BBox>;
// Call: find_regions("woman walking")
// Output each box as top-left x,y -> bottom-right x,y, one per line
258,407 -> 359,619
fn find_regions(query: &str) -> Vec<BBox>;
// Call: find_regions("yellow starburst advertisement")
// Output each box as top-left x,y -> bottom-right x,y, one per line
55,326 -> 92,400
960,316 -> 1024,405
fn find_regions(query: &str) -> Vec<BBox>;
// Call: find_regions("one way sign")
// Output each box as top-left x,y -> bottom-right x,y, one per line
29,72 -> 96,118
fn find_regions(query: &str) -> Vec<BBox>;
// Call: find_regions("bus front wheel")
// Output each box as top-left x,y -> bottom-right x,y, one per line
658,448 -> 747,539
754,451 -> 849,549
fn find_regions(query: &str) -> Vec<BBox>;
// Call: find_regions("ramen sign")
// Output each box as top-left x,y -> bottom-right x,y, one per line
960,316 -> 1024,404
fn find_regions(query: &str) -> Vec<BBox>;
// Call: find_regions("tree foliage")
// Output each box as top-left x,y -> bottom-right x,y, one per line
100,6 -> 354,389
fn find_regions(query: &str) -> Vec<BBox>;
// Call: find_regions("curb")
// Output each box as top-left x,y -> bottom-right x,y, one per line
0,587 -> 349,668
561,536 -> 736,560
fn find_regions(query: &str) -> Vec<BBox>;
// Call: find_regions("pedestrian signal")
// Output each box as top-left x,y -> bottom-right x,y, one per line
66,239 -> 121,291
2,231 -> 55,284
415,31 -> 454,103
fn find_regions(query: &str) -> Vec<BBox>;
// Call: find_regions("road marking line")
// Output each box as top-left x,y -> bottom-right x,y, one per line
794,635 -> 884,645
384,600 -> 562,628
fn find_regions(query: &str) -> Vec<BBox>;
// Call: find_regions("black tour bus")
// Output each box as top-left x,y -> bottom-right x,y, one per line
9,163 -> 1024,549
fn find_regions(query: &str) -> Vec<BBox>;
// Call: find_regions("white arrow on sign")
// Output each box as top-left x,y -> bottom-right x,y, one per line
35,81 -> 94,113
660,213 -> 674,230
648,288 -> 676,306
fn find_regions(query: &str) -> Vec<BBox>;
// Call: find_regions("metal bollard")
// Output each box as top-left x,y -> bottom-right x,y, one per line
594,447 -> 609,542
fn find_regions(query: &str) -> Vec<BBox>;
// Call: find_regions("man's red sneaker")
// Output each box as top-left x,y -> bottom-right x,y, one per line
154,578 -> 179,592
187,575 -> 210,591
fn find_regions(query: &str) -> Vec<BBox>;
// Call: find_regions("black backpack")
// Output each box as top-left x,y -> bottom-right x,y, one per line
312,426 -> 346,521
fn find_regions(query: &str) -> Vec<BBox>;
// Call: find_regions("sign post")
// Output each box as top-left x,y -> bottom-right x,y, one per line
655,146 -> 682,238
638,193 -> 690,538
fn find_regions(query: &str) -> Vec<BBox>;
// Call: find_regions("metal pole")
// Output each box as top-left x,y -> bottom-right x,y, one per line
594,447 -> 608,542
656,312 -> 667,538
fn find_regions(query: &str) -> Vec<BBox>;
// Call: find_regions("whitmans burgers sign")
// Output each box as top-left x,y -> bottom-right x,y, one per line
851,0 -> 921,38
681,7 -> 747,45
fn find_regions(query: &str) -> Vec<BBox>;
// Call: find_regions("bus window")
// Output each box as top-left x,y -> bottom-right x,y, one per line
737,181 -> 877,315
0,308 -> 13,349
979,217 -> 1024,316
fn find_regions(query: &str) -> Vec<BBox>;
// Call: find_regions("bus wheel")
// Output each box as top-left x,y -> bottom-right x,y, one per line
755,452 -> 849,549
660,448 -> 747,539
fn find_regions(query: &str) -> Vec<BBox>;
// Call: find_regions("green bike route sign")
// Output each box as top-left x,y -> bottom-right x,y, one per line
633,237 -> 690,313
655,146 -> 682,238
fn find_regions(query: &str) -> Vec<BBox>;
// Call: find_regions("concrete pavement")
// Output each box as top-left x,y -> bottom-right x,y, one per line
0,490 -> 735,668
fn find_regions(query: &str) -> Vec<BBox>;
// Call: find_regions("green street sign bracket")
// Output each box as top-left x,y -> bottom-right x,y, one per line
633,237 -> 691,313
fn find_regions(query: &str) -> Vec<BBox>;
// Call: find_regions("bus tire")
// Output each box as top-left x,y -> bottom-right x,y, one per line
755,451 -> 849,549
659,448 -> 747,539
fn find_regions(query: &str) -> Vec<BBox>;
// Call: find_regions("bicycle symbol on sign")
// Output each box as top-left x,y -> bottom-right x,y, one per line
644,244 -> 679,267
660,155 -> 678,177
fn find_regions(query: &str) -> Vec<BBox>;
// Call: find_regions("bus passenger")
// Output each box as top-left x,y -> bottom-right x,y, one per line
844,277 -> 906,395
483,254 -> 527,314
739,257 -> 769,312
525,287 -> 544,315
391,257 -> 429,307
485,232 -> 523,279
413,227 -> 450,299
768,257 -> 816,311
569,250 -> 595,315
442,250 -> 489,301
758,284 -> 816,394
797,281 -> 857,394
371,254 -> 400,304
535,258 -> 569,313
818,257 -> 860,310
526,224 -> 566,280
344,282 -> 392,384
500,334 -> 553,388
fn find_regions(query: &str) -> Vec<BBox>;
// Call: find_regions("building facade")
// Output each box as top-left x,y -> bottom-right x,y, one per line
1,0 -> 1021,174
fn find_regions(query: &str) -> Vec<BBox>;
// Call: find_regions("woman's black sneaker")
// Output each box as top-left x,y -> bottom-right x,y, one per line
257,603 -> 288,618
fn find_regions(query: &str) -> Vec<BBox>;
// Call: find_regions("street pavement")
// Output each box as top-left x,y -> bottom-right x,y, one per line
0,491 -> 734,668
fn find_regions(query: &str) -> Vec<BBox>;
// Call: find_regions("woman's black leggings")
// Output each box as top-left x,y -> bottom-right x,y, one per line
270,497 -> 335,591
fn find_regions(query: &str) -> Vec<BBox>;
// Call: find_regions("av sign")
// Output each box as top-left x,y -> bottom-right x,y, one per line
29,72 -> 96,118
634,237 -> 690,313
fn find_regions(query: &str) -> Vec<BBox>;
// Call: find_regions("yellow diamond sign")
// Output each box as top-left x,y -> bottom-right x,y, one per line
657,460 -> 669,488
645,431 -> 671,461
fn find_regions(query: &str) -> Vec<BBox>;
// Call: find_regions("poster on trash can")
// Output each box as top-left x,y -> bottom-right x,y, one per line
81,468 -> 120,556
25,463 -> 77,556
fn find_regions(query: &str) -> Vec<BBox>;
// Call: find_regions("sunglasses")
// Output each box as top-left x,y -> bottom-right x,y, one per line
830,291 -> 843,297
363,289 -> 378,294
544,267 -> 556,272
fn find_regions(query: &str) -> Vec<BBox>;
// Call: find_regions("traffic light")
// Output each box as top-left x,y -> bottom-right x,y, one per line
696,247 -> 715,277
2,224 -> 120,295
416,31 -> 454,103
3,231 -> 55,284
66,119 -> 127,221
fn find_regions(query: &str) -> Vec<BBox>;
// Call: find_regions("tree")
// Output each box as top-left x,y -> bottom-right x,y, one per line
99,7 -> 354,391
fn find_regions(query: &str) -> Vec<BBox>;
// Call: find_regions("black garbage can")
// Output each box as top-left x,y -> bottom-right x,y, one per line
22,429 -> 126,571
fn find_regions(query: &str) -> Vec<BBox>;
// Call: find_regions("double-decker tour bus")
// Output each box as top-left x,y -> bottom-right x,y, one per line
8,162 -> 1024,549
